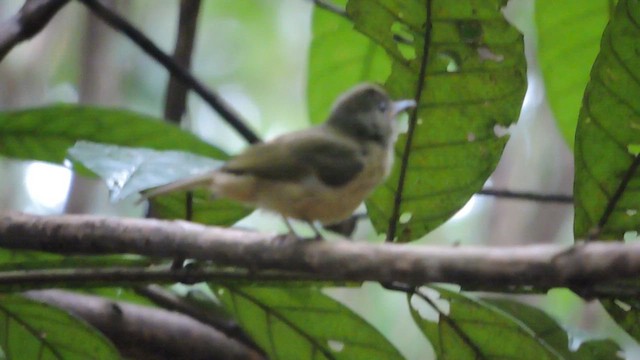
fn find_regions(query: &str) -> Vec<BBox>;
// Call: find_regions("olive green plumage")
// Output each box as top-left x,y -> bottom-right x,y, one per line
142,83 -> 415,228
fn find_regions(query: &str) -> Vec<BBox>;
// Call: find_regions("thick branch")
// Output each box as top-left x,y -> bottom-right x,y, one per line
2,212 -> 640,290
0,0 -> 69,62
135,285 -> 265,356
25,289 -> 261,360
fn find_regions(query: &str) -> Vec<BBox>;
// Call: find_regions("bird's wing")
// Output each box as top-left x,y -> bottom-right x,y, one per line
223,131 -> 365,187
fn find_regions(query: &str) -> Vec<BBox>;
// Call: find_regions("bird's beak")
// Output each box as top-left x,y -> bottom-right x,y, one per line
391,99 -> 417,116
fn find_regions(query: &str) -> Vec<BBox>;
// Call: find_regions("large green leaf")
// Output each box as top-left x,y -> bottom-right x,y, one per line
0,105 -> 227,162
348,0 -> 527,241
0,105 -> 250,226
308,0 -> 390,125
0,295 -> 120,360
536,0 -> 613,147
573,0 -> 640,239
214,285 -> 403,360
409,288 -> 615,359
488,298 -> 620,360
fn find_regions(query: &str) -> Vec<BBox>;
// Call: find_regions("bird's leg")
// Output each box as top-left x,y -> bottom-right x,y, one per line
271,217 -> 301,243
306,221 -> 324,240
283,217 -> 298,237
274,218 -> 323,242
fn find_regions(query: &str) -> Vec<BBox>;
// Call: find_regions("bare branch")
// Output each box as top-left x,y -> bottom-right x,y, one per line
477,188 -> 573,203
310,0 -> 348,19
2,212 -> 640,291
0,0 -> 69,62
75,0 -> 260,144
163,0 -> 201,124
25,289 -> 262,360
135,285 -> 265,356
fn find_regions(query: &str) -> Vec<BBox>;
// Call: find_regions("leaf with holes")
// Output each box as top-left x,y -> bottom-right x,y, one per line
409,287 -> 590,359
0,105 -> 250,226
214,286 -> 403,360
347,0 -> 527,241
573,0 -> 640,239
536,0 -> 612,147
308,0 -> 391,125
0,294 -> 120,360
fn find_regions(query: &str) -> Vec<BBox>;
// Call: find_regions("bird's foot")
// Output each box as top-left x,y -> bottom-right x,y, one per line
272,231 -> 301,245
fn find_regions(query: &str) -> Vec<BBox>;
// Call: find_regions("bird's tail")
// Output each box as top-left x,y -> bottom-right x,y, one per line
139,171 -> 215,203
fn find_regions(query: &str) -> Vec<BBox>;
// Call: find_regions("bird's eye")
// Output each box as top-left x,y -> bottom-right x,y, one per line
377,101 -> 387,112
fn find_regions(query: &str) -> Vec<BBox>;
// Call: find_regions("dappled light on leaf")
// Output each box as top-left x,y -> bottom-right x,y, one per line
213,285 -> 403,360
0,295 -> 120,360
346,0 -> 527,241
573,0 -> 640,239
409,287 -> 621,359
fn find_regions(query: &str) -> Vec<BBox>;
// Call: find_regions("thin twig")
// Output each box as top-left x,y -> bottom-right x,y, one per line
75,0 -> 260,144
0,266 -> 342,290
477,188 -> 573,203
0,0 -> 70,62
310,0 -> 348,19
387,0 -> 433,242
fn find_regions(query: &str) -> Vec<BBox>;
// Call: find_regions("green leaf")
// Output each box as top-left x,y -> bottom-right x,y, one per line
0,105 -> 250,226
602,298 -> 640,344
0,251 -> 150,272
67,141 -> 222,201
348,0 -> 527,241
0,295 -> 120,360
409,288 -> 563,359
213,285 -> 403,360
536,0 -> 613,147
488,298 -> 621,359
0,105 -> 227,163
148,190 -> 250,227
0,248 -> 153,292
573,0 -> 640,239
308,1 -> 391,125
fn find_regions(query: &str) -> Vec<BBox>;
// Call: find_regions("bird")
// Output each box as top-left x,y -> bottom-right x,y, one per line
141,83 -> 416,238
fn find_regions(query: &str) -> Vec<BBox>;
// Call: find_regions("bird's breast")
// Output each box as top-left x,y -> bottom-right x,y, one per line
256,142 -> 392,224
211,142 -> 393,225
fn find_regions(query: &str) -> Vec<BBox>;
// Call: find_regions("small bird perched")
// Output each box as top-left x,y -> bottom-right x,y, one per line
142,83 -> 415,237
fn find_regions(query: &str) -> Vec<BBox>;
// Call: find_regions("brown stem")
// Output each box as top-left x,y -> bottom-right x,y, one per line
2,212 -> 640,290
0,0 -> 69,62
25,289 -> 263,360
163,0 -> 202,124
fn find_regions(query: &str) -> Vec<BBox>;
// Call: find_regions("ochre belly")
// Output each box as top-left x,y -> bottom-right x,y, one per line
212,145 -> 391,224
